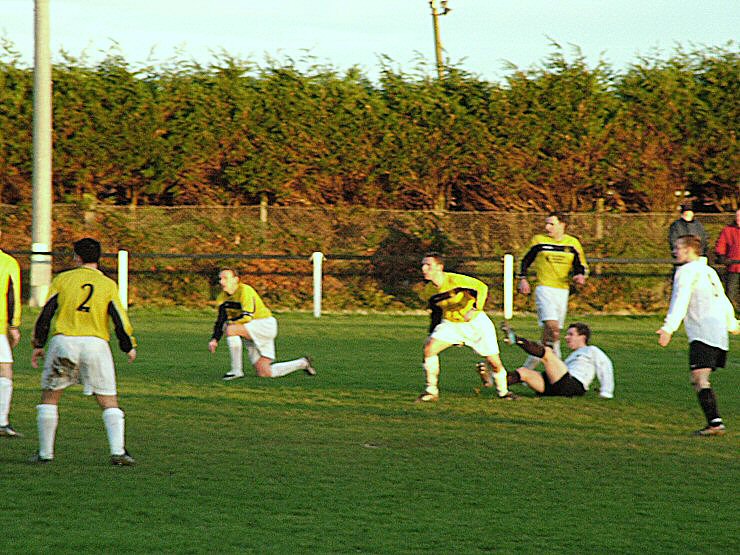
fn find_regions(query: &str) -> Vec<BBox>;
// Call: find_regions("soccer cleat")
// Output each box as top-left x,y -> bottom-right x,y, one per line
415,391 -> 440,403
28,453 -> 52,464
497,392 -> 520,400
0,424 -> 22,438
500,321 -> 517,345
111,449 -> 136,466
694,424 -> 726,436
222,372 -> 244,381
475,361 -> 493,388
303,356 -> 317,376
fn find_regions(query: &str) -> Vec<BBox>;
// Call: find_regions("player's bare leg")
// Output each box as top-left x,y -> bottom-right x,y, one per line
543,320 -> 562,359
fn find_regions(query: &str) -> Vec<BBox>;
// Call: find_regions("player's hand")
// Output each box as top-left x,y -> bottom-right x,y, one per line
573,274 -> 586,286
31,347 -> 45,368
656,329 -> 672,347
208,339 -> 218,353
8,328 -> 20,349
127,348 -> 137,363
518,278 -> 531,295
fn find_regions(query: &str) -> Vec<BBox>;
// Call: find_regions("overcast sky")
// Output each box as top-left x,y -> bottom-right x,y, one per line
2,0 -> 738,80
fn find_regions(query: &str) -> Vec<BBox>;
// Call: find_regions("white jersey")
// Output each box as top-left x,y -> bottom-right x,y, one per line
661,257 -> 739,350
564,345 -> 615,398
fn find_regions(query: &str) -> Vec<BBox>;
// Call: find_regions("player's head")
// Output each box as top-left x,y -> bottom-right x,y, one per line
545,212 -> 567,238
218,268 -> 240,294
565,322 -> 590,348
73,238 -> 101,263
674,234 -> 702,262
422,252 -> 444,280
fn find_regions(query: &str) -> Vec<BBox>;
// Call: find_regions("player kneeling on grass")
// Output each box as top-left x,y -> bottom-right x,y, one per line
501,321 -> 614,399
416,252 -> 514,402
208,268 -> 316,380
657,234 -> 739,436
30,238 -> 137,466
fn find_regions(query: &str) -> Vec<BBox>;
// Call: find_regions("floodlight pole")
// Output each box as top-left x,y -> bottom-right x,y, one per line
429,0 -> 451,79
30,0 -> 53,306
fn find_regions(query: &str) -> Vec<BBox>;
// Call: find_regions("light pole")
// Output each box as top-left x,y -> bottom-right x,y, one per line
429,0 -> 451,79
30,0 -> 53,306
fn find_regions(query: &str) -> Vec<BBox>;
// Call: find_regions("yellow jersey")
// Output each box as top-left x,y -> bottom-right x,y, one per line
519,234 -> 588,290
211,283 -> 272,340
32,266 -> 136,352
419,272 -> 488,323
0,250 -> 21,334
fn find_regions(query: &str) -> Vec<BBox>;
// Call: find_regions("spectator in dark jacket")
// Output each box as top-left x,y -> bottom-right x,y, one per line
668,204 -> 708,256
715,209 -> 740,310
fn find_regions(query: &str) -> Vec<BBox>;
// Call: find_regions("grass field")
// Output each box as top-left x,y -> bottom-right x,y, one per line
1,310 -> 738,554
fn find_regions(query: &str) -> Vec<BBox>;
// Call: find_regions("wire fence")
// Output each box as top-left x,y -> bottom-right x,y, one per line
3,205 -> 737,312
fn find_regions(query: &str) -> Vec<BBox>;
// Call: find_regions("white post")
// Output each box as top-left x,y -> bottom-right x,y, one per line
503,254 -> 514,320
311,252 -> 323,318
30,242 -> 50,305
118,250 -> 129,309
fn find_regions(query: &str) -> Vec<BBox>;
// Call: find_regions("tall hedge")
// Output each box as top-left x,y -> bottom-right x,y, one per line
0,41 -> 737,211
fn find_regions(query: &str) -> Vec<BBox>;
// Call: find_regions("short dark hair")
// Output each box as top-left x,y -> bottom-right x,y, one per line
548,211 -> 569,225
567,322 -> 591,343
219,268 -> 239,278
677,234 -> 702,254
424,252 -> 444,265
73,238 -> 101,263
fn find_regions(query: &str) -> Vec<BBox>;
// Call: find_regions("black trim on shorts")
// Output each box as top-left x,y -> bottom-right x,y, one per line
541,372 -> 586,397
689,341 -> 727,371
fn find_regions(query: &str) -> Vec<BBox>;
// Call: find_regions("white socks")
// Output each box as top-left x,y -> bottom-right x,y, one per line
423,356 -> 440,395
270,358 -> 307,378
103,407 -> 125,456
226,336 -> 244,376
37,404 -> 58,459
0,377 -> 12,426
492,369 -> 509,397
551,340 -> 562,360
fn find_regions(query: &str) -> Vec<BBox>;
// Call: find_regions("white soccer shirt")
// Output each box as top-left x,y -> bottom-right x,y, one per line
661,257 -> 739,350
564,345 -> 615,398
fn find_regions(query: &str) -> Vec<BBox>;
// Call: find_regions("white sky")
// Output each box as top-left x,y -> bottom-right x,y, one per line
1,0 -> 738,81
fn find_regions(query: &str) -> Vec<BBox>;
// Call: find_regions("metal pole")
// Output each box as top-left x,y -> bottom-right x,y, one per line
429,0 -> 450,79
30,0 -> 53,307
118,250 -> 129,309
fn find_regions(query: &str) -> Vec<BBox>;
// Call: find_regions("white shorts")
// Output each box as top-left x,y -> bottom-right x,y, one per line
243,317 -> 278,363
41,335 -> 117,396
431,312 -> 500,356
0,335 -> 12,363
535,285 -> 569,327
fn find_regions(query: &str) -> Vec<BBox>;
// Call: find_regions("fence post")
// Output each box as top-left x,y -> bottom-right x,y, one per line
311,252 -> 324,318
118,250 -> 129,309
503,254 -> 514,320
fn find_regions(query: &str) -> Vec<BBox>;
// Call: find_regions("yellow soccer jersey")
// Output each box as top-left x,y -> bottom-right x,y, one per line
211,283 -> 272,340
419,272 -> 488,323
519,233 -> 589,289
32,266 -> 136,352
0,250 -> 21,334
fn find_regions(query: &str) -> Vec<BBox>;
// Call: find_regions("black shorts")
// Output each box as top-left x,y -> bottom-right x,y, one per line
541,372 -> 586,397
689,341 -> 727,371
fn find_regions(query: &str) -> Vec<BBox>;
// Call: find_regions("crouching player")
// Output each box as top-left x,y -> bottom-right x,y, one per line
416,252 -> 514,402
208,268 -> 316,380
502,321 -> 614,399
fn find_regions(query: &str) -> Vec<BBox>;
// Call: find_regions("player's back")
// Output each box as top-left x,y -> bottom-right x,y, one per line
49,266 -> 121,340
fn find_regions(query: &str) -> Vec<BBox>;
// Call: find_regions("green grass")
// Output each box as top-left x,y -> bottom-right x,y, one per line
2,310 -> 738,554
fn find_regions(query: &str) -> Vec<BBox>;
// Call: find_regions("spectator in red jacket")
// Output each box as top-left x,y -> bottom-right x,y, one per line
715,209 -> 740,311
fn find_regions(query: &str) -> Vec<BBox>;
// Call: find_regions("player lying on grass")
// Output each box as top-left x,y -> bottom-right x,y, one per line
416,252 -> 514,402
208,268 -> 316,380
501,321 -> 614,398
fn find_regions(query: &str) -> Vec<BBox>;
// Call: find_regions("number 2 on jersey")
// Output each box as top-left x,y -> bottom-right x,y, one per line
77,283 -> 94,312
